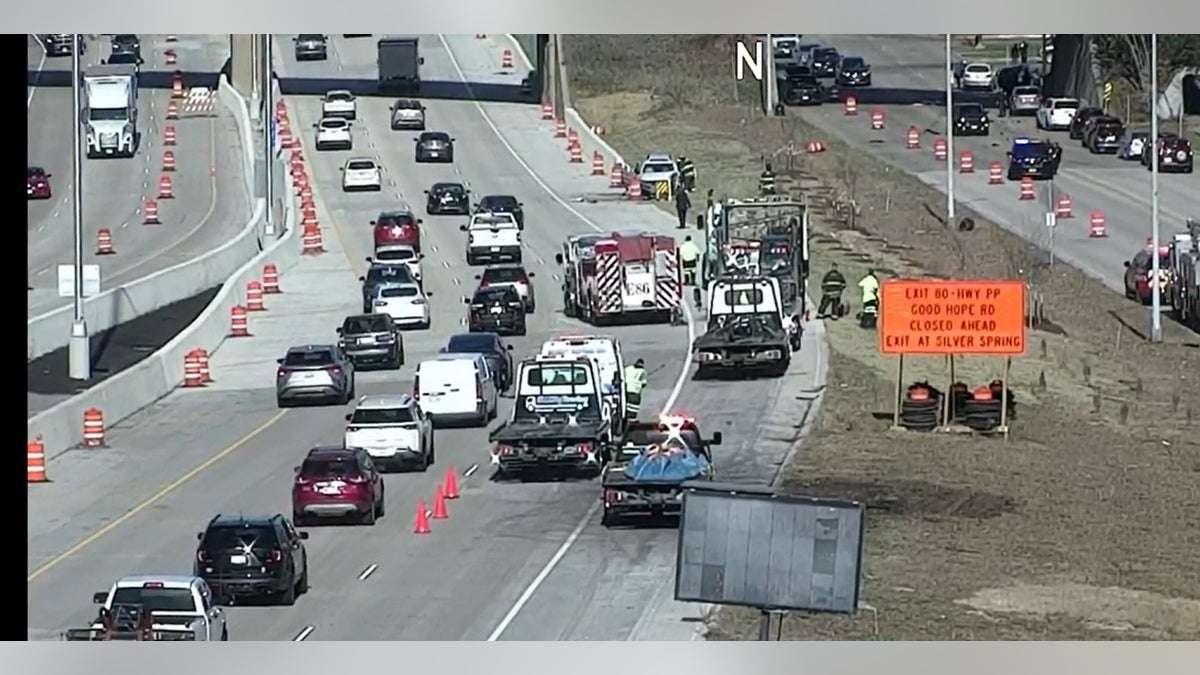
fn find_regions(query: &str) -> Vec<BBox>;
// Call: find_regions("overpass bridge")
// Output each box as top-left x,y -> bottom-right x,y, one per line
28,34 -> 553,116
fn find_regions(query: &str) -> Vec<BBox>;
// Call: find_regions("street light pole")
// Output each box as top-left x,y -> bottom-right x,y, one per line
944,33 -> 955,223
1150,34 -> 1162,343
68,33 -> 91,381
262,34 -> 275,236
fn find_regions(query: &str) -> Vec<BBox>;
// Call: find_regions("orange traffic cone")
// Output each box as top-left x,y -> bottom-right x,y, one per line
414,500 -> 431,534
443,467 -> 460,499
27,436 -> 48,483
431,487 -> 449,519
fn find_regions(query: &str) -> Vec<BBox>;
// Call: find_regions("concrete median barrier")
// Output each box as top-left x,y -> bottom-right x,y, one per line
27,77 -> 297,459
27,75 -> 267,362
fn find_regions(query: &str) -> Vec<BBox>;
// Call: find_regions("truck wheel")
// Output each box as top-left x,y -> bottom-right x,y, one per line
601,509 -> 619,527
361,502 -> 377,526
221,627 -> 229,640
279,581 -> 296,606
296,567 -> 309,595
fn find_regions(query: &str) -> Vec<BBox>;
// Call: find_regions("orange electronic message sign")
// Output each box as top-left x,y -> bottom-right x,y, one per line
879,280 -> 1027,356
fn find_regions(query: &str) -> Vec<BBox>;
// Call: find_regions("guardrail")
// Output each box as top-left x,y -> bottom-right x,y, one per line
27,74 -> 297,459
27,75 -> 268,362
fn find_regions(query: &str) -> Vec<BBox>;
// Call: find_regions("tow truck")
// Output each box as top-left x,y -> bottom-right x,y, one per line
701,196 -> 809,312
692,275 -> 801,378
555,231 -> 682,326
538,334 -> 626,436
63,576 -> 226,641
488,355 -> 614,479
600,415 -> 721,527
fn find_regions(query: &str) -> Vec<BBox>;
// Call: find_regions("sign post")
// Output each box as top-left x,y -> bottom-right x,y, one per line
879,279 -> 1027,438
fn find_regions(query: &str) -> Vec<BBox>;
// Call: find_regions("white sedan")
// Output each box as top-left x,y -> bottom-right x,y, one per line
372,244 -> 423,282
341,157 -> 382,192
315,117 -> 352,151
371,282 -> 431,330
322,89 -> 357,120
959,63 -> 994,91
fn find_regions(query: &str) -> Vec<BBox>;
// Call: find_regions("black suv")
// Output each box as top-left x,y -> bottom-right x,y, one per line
1086,117 -> 1125,154
952,103 -> 990,137
425,182 -> 470,215
465,286 -> 526,336
194,514 -> 309,606
1068,107 -> 1105,140
476,194 -> 524,230
110,34 -> 140,57
810,47 -> 840,78
337,313 -> 404,370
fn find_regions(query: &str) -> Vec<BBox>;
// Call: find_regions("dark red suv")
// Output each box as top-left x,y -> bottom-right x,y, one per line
1141,133 -> 1194,173
292,447 -> 385,526
27,167 -> 52,200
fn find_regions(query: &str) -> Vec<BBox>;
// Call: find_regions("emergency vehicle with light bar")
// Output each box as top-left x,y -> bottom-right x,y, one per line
555,231 -> 682,325
488,355 -> 613,478
600,415 -> 720,527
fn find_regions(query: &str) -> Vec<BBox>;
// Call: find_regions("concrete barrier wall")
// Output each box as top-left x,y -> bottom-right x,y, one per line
27,76 -> 299,458
26,77 -> 269,362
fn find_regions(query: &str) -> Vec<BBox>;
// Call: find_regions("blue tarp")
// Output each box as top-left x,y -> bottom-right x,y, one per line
623,447 -> 709,483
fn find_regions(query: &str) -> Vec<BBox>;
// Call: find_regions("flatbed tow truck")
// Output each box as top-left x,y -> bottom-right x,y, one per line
62,604 -> 197,641
600,415 -> 721,526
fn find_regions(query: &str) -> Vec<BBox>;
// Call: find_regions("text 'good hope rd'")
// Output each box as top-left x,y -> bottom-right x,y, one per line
878,280 -> 1027,356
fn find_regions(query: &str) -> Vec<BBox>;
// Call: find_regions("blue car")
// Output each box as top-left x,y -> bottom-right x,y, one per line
1006,137 -> 1061,181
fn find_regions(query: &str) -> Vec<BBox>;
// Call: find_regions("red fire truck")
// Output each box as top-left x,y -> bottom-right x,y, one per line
556,231 -> 681,326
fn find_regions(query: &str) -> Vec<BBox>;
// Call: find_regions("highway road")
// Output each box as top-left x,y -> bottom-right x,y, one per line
799,34 -> 1199,295
26,35 -> 824,641
27,34 -> 249,318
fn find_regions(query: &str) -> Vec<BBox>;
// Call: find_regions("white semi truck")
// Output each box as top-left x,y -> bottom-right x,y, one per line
83,64 -> 139,158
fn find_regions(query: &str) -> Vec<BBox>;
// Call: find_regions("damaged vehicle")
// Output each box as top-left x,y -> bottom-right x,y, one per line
691,275 -> 800,378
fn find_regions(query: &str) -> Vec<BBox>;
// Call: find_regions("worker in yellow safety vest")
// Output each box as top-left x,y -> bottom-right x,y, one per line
858,269 -> 880,329
679,236 -> 700,285
622,359 -> 648,421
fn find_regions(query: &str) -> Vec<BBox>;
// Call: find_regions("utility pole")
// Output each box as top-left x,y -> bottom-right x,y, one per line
262,34 -> 275,236
944,34 -> 955,223
1150,33 -> 1162,343
69,33 -> 91,381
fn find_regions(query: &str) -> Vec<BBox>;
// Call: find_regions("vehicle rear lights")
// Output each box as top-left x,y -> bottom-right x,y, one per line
142,582 -> 164,588
196,550 -> 212,563
571,442 -> 592,455
493,444 -> 516,457
604,489 -> 621,504
375,300 -> 388,307
327,366 -> 342,375
277,368 -> 287,378
268,550 -> 283,563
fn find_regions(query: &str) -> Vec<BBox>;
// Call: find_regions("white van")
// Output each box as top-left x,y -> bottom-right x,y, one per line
414,353 -> 499,427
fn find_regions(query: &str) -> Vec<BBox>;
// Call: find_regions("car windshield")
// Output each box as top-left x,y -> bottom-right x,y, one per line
283,350 -> 335,367
301,457 -> 359,478
320,119 -> 346,129
343,315 -> 389,334
526,364 -> 589,386
376,248 -> 416,262
474,288 -> 518,304
89,108 -> 128,121
421,133 -> 450,143
377,213 -> 416,227
380,286 -> 420,298
842,57 -> 865,68
347,160 -> 375,171
1132,250 -> 1169,270
641,162 -> 674,174
107,52 -> 138,64
366,265 -> 413,284
480,196 -> 518,210
956,104 -> 984,116
298,34 -> 324,42
446,333 -> 497,352
350,406 -> 415,425
327,92 -> 352,101
433,183 -> 465,195
395,100 -> 421,110
110,587 -> 196,612
28,167 -> 46,178
201,525 -> 277,552
966,64 -> 990,73
1052,99 -> 1079,109
482,267 -> 528,284
1014,87 -> 1039,96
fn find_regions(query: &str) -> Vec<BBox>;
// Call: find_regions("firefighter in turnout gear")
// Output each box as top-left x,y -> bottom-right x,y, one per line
678,155 -> 697,191
817,263 -> 848,319
758,162 -> 777,196
675,186 -> 691,230
679,236 -> 700,285
622,359 -> 649,422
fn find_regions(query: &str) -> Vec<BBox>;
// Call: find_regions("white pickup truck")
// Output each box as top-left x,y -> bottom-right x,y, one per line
66,575 -> 228,641
461,212 -> 522,265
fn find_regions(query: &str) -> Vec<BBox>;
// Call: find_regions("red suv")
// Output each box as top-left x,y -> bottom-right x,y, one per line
292,447 -> 385,526
372,210 -> 422,252
1141,133 -> 1194,173
27,167 -> 52,200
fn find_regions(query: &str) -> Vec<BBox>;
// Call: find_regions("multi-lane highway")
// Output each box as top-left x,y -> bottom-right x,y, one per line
27,35 -> 824,641
799,34 -> 1198,294
26,34 -> 249,318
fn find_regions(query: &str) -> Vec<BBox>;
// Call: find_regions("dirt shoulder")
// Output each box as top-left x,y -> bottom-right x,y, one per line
563,34 -> 1200,640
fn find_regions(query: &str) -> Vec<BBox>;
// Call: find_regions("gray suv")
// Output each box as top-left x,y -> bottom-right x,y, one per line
337,314 -> 404,371
293,34 -> 328,61
276,345 -> 356,407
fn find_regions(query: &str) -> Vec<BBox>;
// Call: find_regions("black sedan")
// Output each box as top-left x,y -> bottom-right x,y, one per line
952,103 -> 990,137
425,182 -> 470,215
414,131 -> 455,163
475,194 -> 524,230
810,47 -> 840,78
441,332 -> 514,391
465,287 -> 526,337
835,56 -> 871,87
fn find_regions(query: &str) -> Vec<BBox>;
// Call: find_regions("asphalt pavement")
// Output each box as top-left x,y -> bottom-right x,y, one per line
26,35 -> 826,641
27,34 -> 249,319
799,34 -> 1199,294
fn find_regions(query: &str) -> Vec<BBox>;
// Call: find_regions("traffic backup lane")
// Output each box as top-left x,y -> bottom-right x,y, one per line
27,34 -> 248,318
798,34 -> 1199,294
